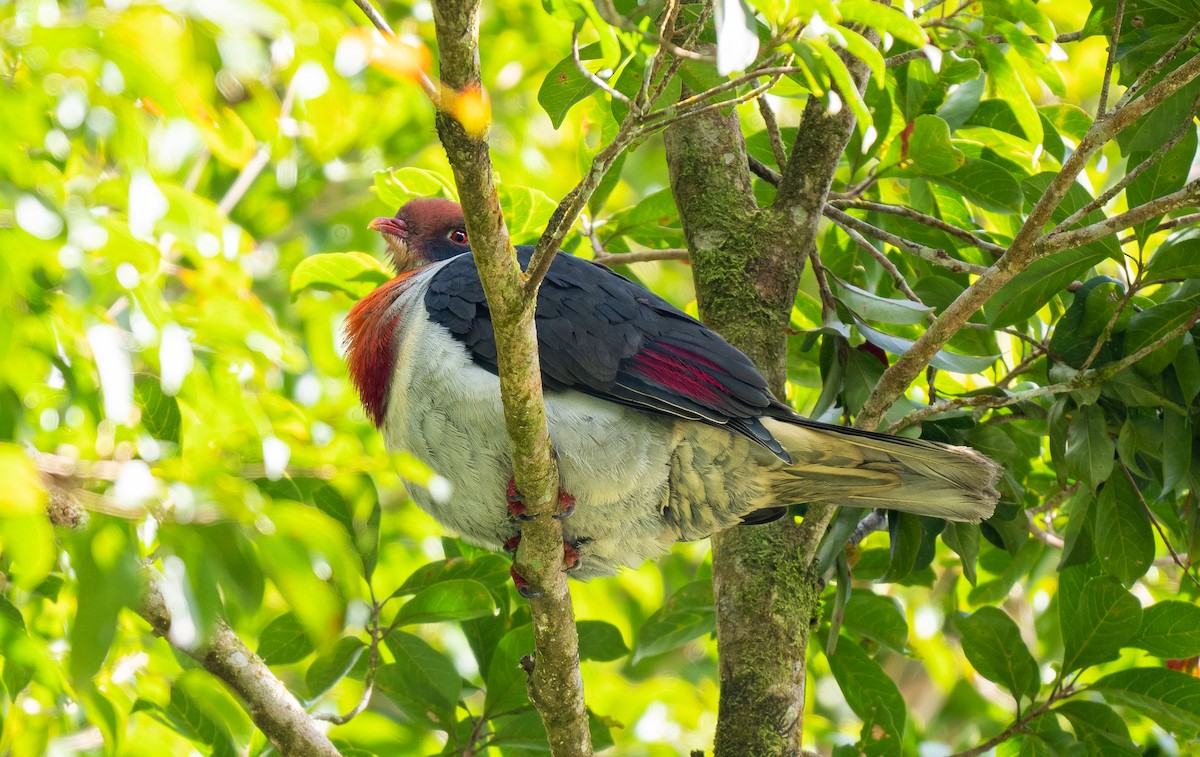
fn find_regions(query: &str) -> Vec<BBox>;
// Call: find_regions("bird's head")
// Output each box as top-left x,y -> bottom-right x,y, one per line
368,197 -> 470,272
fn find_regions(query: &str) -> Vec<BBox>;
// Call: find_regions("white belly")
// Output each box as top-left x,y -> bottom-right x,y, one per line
381,296 -> 680,578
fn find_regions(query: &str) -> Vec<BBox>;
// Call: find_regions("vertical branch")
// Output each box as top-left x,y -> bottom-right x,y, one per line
425,0 -> 592,753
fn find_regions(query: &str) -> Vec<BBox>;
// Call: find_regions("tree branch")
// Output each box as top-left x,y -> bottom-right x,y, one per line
824,205 -> 991,276
1095,0 -> 1125,116
829,198 -> 1007,258
1040,178 -> 1200,253
856,51 -> 1200,431
137,577 -> 344,756
424,0 -> 591,751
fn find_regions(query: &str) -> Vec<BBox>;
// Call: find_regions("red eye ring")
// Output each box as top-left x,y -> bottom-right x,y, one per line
450,229 -> 468,245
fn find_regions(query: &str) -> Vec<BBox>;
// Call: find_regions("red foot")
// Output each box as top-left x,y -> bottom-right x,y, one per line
505,537 -> 584,598
509,566 -> 542,598
505,477 -> 576,520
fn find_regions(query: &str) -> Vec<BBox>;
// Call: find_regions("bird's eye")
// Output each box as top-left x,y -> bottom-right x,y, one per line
449,229 -> 468,245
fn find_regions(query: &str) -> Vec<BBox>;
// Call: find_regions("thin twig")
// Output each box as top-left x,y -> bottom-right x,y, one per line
757,96 -> 788,171
314,589 -> 383,725
889,306 -> 1200,431
825,205 -> 991,276
847,510 -> 887,548
351,0 -> 441,103
832,215 -> 930,307
1096,0 -> 1126,116
573,26 -> 630,107
808,247 -> 838,321
829,198 -> 1007,258
1051,86 -> 1200,234
749,155 -> 783,185
592,0 -> 714,61
950,687 -> 1076,757
1040,178 -> 1200,253
1114,22 -> 1200,110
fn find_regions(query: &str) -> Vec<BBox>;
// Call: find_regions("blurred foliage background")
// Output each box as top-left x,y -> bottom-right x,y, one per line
2,0 -> 1199,754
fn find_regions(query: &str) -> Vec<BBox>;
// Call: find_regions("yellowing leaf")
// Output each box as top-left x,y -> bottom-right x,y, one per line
346,29 -> 432,81
447,85 -> 492,138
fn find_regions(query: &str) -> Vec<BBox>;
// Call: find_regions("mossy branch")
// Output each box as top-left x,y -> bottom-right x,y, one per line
426,0 -> 592,753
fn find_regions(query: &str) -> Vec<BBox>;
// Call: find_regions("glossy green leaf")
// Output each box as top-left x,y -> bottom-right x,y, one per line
856,321 -> 998,373
959,607 -> 1039,703
373,167 -> 457,209
837,0 -> 927,46
394,579 -> 496,625
305,637 -> 366,699
1064,403 -> 1113,491
290,252 -> 392,300
379,631 -> 462,727
256,612 -> 314,666
1145,228 -> 1200,281
1127,124 -> 1198,247
537,42 -> 602,129
1093,668 -> 1200,735
1054,700 -> 1139,755
842,591 -> 908,652
1134,601 -> 1200,658
933,158 -> 1024,214
485,623 -> 535,715
833,278 -> 935,324
393,554 -> 512,597
134,375 -> 181,444
577,620 -> 630,661
1093,474 -> 1154,585
633,581 -> 715,662
1123,300 -> 1197,376
827,638 -> 907,756
907,114 -> 965,176
1062,577 -> 1142,674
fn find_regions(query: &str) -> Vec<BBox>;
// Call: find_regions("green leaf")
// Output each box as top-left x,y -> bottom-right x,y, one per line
933,158 -> 1024,214
393,554 -> 513,597
379,631 -> 462,727
257,612 -> 314,665
1127,124 -> 1198,246
1093,668 -> 1200,735
987,248 -> 1110,328
972,37 -> 1043,145
1061,577 -> 1142,674
827,638 -> 907,756
1054,700 -> 1139,756
959,607 -> 1039,703
374,167 -> 456,209
290,252 -> 391,300
907,114 -> 965,176
1134,601 -> 1200,658
943,522 -> 980,585
804,38 -> 872,132
577,620 -> 630,662
881,511 -> 922,583
305,637 -> 366,699
394,579 -> 496,625
485,624 -> 535,715
833,278 -> 935,325
165,683 -> 237,757
841,592 -> 908,652
856,321 -> 998,373
834,25 -> 885,86
837,0 -> 927,46
1093,475 -> 1154,585
1065,404 -> 1113,491
0,597 -> 34,699
498,184 -> 557,245
134,375 -> 181,444
1145,228 -> 1200,281
537,42 -> 601,129
1124,300 -> 1197,376
633,581 -> 715,662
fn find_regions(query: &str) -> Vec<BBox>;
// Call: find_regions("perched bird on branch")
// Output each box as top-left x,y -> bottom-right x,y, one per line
346,198 -> 1000,592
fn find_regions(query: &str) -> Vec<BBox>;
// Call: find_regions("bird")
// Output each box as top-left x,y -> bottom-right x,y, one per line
345,197 -> 1001,592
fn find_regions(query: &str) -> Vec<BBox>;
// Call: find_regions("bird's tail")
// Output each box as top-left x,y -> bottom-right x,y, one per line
761,417 -> 1001,522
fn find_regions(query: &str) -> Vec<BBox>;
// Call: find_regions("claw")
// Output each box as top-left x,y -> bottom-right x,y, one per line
505,478 -> 537,521
553,488 -> 576,520
563,540 -> 581,571
509,566 -> 542,598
